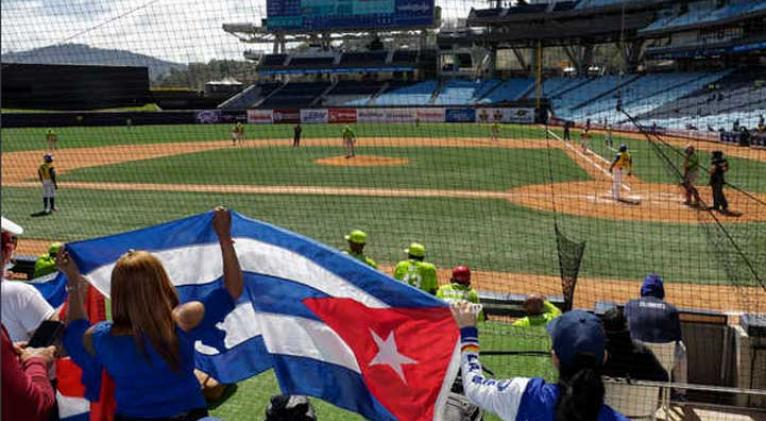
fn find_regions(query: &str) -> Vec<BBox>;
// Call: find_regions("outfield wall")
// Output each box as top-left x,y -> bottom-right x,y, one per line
245,106 -> 538,124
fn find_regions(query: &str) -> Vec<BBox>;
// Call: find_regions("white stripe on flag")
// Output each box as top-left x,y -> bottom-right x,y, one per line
194,302 -> 262,355
258,313 -> 361,373
84,237 -> 387,309
57,391 -> 89,419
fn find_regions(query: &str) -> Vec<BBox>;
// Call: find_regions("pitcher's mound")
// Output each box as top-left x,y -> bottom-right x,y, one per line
315,155 -> 409,167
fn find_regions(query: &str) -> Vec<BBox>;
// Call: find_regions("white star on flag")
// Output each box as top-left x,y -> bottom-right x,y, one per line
369,329 -> 418,384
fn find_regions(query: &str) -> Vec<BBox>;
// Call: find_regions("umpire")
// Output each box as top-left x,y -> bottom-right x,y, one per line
709,150 -> 732,215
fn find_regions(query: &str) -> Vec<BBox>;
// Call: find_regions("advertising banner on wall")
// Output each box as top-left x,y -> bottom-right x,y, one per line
247,109 -> 273,124
476,107 -> 535,124
195,110 -> 221,124
300,108 -> 329,124
328,108 -> 357,124
273,108 -> 301,124
358,108 -> 416,123
445,108 -> 476,123
415,108 -> 445,123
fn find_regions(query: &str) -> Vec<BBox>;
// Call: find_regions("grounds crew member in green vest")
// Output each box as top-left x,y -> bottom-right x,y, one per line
511,293 -> 562,327
437,266 -> 485,321
344,229 -> 377,269
393,242 -> 438,295
32,242 -> 63,278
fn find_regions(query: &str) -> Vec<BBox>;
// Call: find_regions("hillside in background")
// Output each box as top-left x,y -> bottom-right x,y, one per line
1,43 -> 185,80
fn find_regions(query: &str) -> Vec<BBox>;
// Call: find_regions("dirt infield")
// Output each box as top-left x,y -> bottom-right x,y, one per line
4,136 -> 765,224
13,238 -> 764,315
315,155 -> 409,167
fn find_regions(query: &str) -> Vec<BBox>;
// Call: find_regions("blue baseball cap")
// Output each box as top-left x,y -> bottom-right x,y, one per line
640,273 -> 665,299
547,310 -> 606,369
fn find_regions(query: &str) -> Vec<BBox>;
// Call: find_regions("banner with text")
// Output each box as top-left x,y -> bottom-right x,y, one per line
300,108 -> 329,124
445,108 -> 476,123
476,107 -> 535,124
357,108 -> 416,123
273,108 -> 301,124
328,108 -> 357,124
247,109 -> 273,124
416,107 -> 445,123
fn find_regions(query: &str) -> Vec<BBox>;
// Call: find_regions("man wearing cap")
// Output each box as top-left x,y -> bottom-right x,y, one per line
624,273 -> 688,396
1,216 -> 57,421
32,242 -> 63,279
452,303 -> 628,420
341,125 -> 356,159
37,154 -> 58,215
682,145 -> 702,208
437,266 -> 484,321
46,129 -> 58,151
512,293 -> 562,327
393,243 -> 438,295
343,230 -> 377,269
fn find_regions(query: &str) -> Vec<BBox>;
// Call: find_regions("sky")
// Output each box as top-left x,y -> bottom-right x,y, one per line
1,0 -> 483,64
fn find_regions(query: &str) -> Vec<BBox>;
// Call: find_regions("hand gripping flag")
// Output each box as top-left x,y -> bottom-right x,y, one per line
38,210 -> 460,421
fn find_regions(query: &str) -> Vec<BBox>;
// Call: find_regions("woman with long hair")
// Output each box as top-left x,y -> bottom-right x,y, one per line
452,302 -> 628,421
58,207 -> 243,421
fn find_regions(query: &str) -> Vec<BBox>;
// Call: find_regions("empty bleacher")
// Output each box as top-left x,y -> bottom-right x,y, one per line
372,81 -> 438,106
433,79 -> 501,105
259,54 -> 288,67
641,0 -> 766,33
391,50 -> 419,65
288,56 -> 336,67
219,82 -> 283,110
260,81 -> 330,108
323,80 -> 385,106
340,51 -> 388,67
479,78 -> 534,104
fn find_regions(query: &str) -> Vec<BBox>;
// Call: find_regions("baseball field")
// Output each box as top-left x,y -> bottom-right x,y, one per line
2,122 -> 765,419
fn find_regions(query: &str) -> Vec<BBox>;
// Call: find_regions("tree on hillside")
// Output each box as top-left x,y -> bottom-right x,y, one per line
156,59 -> 257,89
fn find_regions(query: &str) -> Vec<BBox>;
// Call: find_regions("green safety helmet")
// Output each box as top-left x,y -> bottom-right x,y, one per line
404,242 -> 426,258
345,230 -> 367,245
48,242 -> 63,256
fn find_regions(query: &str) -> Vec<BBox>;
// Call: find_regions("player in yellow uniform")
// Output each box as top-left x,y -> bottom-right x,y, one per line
46,129 -> 58,151
436,266 -> 485,321
609,144 -> 632,201
343,230 -> 377,269
393,242 -> 437,294
341,125 -> 356,158
37,154 -> 58,215
232,122 -> 245,146
490,121 -> 500,142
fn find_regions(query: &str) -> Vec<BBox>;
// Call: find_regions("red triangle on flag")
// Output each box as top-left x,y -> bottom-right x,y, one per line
304,297 -> 459,421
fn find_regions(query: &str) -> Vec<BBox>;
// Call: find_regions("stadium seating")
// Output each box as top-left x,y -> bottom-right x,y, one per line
641,0 -> 766,33
288,56 -> 336,67
433,79 -> 501,105
219,82 -> 282,110
372,80 -> 438,106
259,54 -> 288,67
391,50 -> 418,64
479,78 -> 534,104
340,51 -> 388,67
323,80 -> 385,106
260,81 -> 330,107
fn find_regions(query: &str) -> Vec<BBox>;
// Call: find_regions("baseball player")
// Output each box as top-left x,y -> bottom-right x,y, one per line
293,123 -> 302,147
231,122 -> 244,146
46,129 -> 58,151
436,266 -> 485,321
343,229 -> 377,269
37,154 -> 58,214
709,150 -> 732,214
605,123 -> 614,148
609,144 -> 632,201
393,242 -> 438,295
490,121 -> 500,142
682,145 -> 702,207
341,125 -> 356,159
580,119 -> 591,152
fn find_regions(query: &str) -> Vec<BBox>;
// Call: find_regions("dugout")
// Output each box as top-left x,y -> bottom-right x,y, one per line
1,63 -> 151,110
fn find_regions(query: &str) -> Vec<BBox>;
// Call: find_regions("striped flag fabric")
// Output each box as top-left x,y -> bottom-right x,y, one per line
36,210 -> 460,420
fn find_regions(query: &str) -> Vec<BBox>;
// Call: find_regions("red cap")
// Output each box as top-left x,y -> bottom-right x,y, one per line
451,266 -> 471,285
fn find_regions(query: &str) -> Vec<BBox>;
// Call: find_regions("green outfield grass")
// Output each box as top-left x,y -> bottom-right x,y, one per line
1,123 -> 541,152
61,146 -> 588,191
208,323 -> 553,421
4,186 -> 757,284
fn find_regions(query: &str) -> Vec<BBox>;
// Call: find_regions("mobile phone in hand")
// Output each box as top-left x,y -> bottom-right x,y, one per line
28,320 -> 65,348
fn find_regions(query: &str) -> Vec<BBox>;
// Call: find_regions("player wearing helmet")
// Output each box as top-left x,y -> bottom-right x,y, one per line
36,154 -> 58,215
608,144 -> 632,201
343,229 -> 377,269
437,266 -> 484,321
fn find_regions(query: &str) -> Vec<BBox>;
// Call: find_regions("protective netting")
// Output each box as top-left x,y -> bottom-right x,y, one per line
2,0 -> 766,419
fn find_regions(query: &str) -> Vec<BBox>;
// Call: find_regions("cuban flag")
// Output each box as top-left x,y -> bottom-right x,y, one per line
37,210 -> 460,420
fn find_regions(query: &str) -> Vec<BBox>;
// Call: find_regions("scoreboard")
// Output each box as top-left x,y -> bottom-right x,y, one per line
266,0 -> 435,32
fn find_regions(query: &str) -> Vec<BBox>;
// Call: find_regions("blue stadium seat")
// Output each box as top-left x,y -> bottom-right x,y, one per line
372,81 -> 438,106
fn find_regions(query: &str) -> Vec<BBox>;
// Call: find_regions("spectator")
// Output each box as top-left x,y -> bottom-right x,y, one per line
33,241 -> 63,278
1,220 -> 57,343
343,230 -> 377,269
758,115 -> 765,133
601,307 -> 668,382
393,243 -> 437,295
1,216 -> 57,421
512,293 -> 561,327
58,207 -> 244,420
452,303 -> 628,421
624,274 -> 688,396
